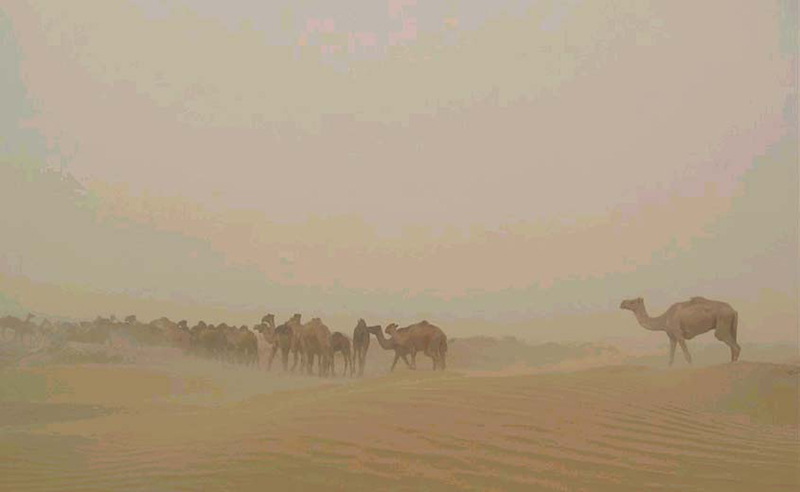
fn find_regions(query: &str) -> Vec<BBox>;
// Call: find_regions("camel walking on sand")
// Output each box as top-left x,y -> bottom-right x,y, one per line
352,319 -> 380,376
298,318 -> 333,377
330,332 -> 353,377
366,324 -> 414,372
386,321 -> 448,371
620,296 -> 741,366
254,314 -> 285,370
279,314 -> 306,373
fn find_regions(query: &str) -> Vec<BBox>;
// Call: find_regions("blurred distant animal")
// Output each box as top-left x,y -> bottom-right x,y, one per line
0,313 -> 37,345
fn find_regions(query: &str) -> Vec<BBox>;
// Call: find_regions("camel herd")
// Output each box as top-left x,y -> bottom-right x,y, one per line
0,311 -> 448,377
1,295 -> 741,371
252,314 -> 448,376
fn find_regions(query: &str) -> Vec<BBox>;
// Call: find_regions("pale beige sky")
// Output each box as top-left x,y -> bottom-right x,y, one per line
1,1 -> 797,341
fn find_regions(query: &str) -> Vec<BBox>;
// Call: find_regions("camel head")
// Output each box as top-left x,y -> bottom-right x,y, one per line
257,321 -> 276,338
365,324 -> 383,335
261,314 -> 275,326
384,323 -> 399,336
178,320 -> 188,329
290,313 -> 302,323
620,297 -> 644,311
356,318 -> 367,329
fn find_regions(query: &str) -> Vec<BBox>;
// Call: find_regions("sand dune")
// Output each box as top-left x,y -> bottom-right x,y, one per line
1,355 -> 797,491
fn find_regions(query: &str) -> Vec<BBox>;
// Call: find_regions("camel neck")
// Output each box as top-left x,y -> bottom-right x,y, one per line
633,305 -> 662,331
372,330 -> 395,349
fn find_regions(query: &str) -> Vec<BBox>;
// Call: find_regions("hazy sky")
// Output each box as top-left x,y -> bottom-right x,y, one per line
1,1 -> 797,341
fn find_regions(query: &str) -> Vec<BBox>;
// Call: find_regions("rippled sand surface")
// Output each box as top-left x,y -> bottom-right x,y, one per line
1,360 -> 797,491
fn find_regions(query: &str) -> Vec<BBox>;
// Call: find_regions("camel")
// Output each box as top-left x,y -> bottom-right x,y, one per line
352,319 -> 381,376
217,324 -> 257,365
281,313 -> 307,372
620,296 -> 741,365
190,322 -> 227,360
266,317 -> 294,372
280,315 -> 332,377
261,314 -> 275,328
386,320 -> 448,371
366,324 -> 414,372
149,317 -> 191,351
298,318 -> 333,377
0,313 -> 37,345
168,322 -> 192,352
253,314 -> 282,370
330,332 -> 354,377
235,326 -> 258,365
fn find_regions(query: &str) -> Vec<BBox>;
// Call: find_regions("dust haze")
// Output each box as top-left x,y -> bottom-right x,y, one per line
1,1 -> 798,491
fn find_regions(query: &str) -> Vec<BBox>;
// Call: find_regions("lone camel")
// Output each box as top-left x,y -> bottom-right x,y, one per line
620,296 -> 741,366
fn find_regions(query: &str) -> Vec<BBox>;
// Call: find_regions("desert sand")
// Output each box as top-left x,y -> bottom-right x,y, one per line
1,346 -> 798,492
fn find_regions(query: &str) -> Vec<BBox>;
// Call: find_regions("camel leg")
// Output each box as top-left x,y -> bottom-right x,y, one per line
730,341 -> 741,362
267,344 -> 278,371
280,347 -> 289,372
409,351 -> 418,370
677,338 -> 692,364
424,346 -> 440,370
668,337 -> 677,366
720,336 -> 741,362
401,354 -> 413,369
715,327 -> 741,362
390,353 -> 400,372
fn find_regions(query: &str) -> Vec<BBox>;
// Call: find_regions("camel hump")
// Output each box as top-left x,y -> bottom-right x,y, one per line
690,296 -> 709,302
